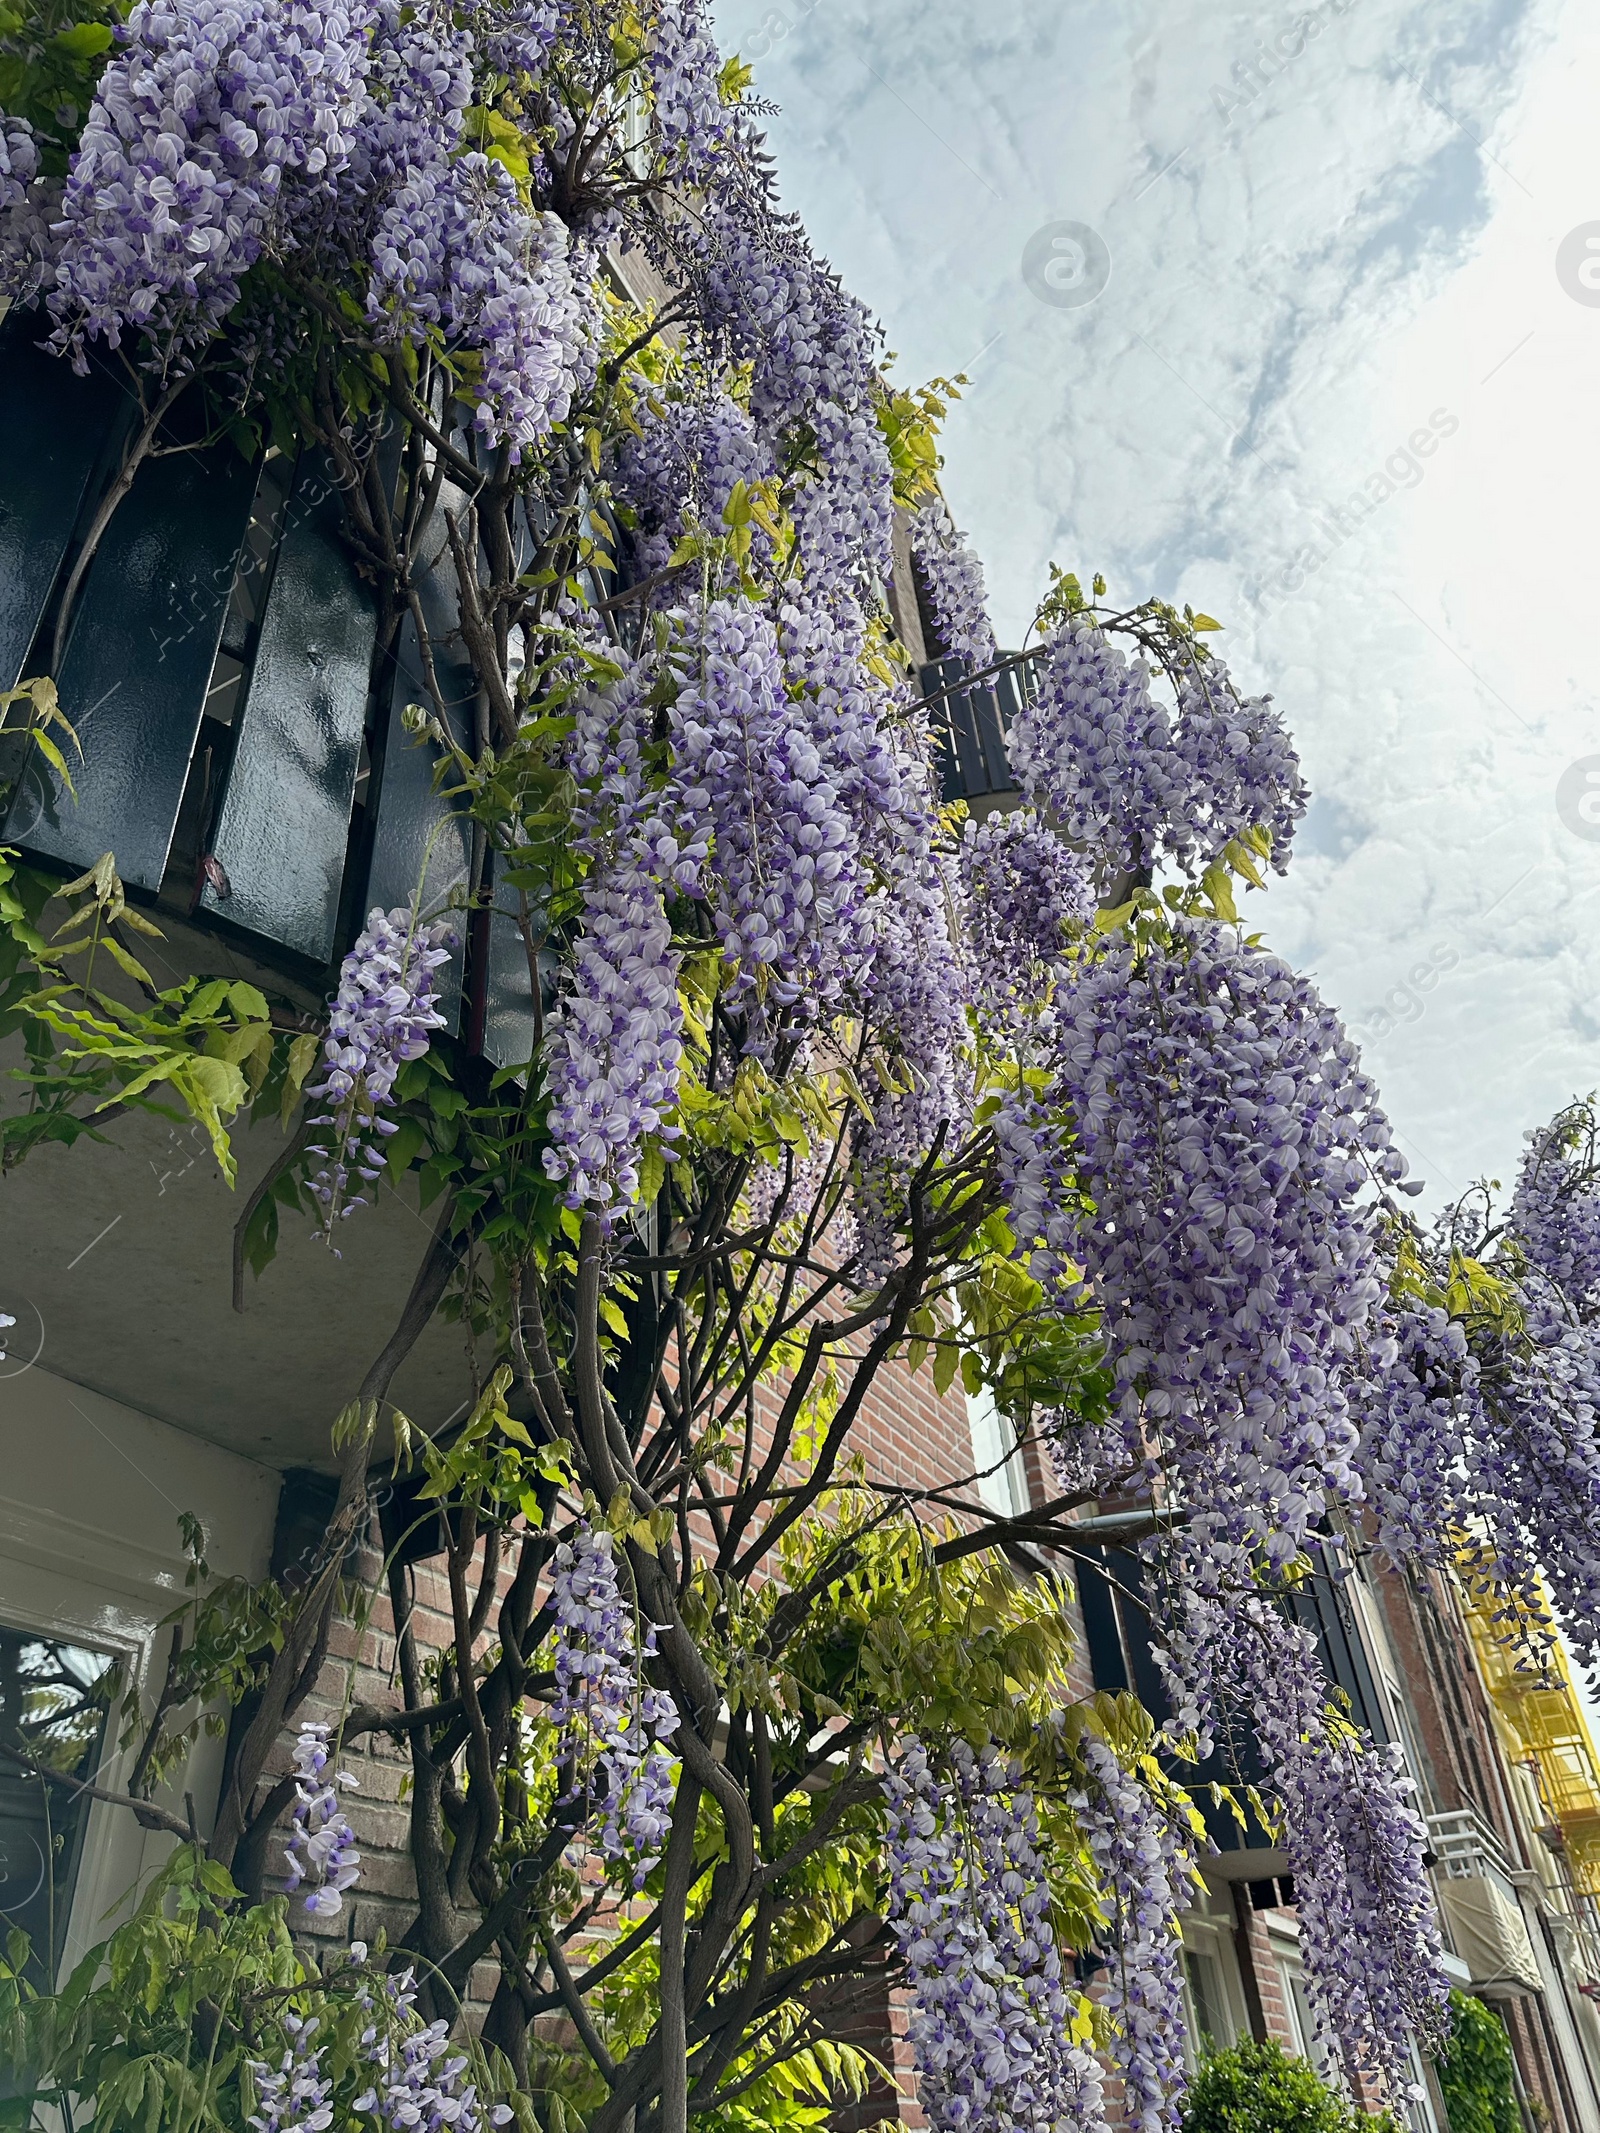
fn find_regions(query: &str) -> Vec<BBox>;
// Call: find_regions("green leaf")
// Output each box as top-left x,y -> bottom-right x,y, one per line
384,1115 -> 429,1180
101,935 -> 155,989
51,20 -> 114,55
227,980 -> 269,1022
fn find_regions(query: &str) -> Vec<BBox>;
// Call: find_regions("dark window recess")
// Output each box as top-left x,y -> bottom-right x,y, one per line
921,652 -> 1037,808
0,1622 -> 114,1988
1287,1541 -> 1391,1746
1076,1540 -> 1381,1859
0,336 -> 618,1039
160,451 -> 295,915
199,447 -> 378,962
1248,1877 -> 1296,1911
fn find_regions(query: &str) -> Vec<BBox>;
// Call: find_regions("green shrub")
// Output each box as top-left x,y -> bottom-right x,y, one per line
1434,1989 -> 1519,2133
1179,2036 -> 1396,2133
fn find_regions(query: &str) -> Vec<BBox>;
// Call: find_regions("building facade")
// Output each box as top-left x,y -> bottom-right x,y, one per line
1,311 -> 1599,2133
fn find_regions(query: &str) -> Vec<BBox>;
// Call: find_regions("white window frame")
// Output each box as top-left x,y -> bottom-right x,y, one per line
965,1384 -> 1029,1519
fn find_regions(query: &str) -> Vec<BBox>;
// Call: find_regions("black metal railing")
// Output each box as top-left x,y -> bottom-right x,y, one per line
920,651 -> 1034,808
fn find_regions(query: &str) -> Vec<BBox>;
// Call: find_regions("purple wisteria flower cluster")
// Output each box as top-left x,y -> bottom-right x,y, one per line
306,905 -> 455,1242
544,598 -> 889,1214
0,116 -> 52,307
283,1720 -> 361,1919
47,0 -> 378,370
1345,1099 -> 1600,1670
542,646 -> 703,1215
883,1737 -> 1106,2133
248,2009 -> 335,2133
549,1523 -> 680,1885
646,0 -> 733,181
910,495 -> 998,669
695,196 -> 894,606
354,1968 -> 515,2133
1074,1736 -> 1192,2133
957,806 -> 1092,1034
1043,920 -> 1404,1575
615,384 -> 776,584
1009,620 -> 1306,883
1512,1101 -> 1600,1318
670,598 -> 869,1019
249,1962 -> 514,2133
9,0 -> 592,450
1155,1594 -> 1448,2094
1352,1286 -> 1600,1672
360,2 -> 584,460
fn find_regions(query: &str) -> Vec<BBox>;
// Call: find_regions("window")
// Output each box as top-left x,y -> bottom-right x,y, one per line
1183,1947 -> 1233,2058
1179,1904 -> 1246,2067
965,1385 -> 1029,1518
0,1622 -> 116,1986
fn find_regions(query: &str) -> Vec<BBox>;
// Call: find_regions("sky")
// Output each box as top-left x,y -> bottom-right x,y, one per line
707,0 -> 1600,1215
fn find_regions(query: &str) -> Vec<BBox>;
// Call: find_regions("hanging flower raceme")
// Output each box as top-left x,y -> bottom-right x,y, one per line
1074,1737 -> 1192,2133
958,807 -> 1091,1034
646,0 -> 733,179
543,650 -> 704,1217
1351,1272 -> 1600,1673
883,1737 -> 1106,2133
696,195 -> 894,603
283,1721 -> 361,1919
1043,920 -> 1402,1574
47,0 -> 379,369
354,1968 -> 514,2133
910,495 -> 998,669
1007,621 -> 1183,880
1512,1101 -> 1600,1320
0,115 -> 35,214
0,115 -> 55,307
1169,658 -> 1306,876
307,904 -> 456,1245
360,4 -> 585,460
778,594 -> 908,841
305,905 -> 456,1243
615,385 -> 776,584
1009,623 -> 1305,883
1152,1589 -> 1448,2094
248,2011 -> 335,2133
548,1524 -> 680,1886
1351,1302 -> 1476,1569
671,598 -> 869,1023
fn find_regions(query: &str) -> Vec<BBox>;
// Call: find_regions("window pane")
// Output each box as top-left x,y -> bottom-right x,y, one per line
0,1623 -> 115,1986
966,1385 -> 1029,1517
1184,1948 -> 1230,2056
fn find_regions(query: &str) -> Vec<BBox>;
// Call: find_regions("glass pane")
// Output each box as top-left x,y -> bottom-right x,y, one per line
1184,1948 -> 1230,2055
966,1384 -> 1029,1517
0,1621 -> 115,1986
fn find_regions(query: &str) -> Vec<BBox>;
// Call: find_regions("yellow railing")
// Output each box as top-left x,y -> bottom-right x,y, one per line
1455,1560 -> 1600,1897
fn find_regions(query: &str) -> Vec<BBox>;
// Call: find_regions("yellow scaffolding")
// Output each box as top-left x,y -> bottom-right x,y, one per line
1455,1561 -> 1600,1897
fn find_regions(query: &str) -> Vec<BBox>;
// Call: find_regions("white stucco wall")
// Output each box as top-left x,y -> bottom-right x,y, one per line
0,1361 -> 279,1976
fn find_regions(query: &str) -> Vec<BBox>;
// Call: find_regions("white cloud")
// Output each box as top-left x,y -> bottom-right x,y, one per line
713,0 -> 1600,1205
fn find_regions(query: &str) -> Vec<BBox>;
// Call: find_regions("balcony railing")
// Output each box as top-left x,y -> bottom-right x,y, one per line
1426,1807 -> 1543,1997
920,652 -> 1035,809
